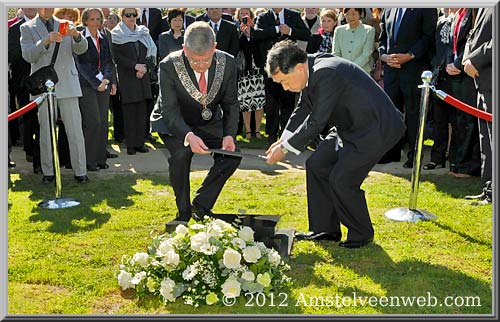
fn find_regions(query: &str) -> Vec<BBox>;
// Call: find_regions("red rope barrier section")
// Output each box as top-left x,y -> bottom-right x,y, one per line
435,90 -> 492,122
7,95 -> 45,122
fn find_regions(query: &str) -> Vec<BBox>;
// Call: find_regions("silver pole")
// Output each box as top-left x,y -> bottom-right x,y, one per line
39,80 -> 80,209
384,71 -> 437,222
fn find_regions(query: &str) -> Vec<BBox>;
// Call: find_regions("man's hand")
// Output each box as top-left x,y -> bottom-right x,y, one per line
221,136 -> 236,152
110,83 -> 117,95
186,133 -> 210,154
44,31 -> 62,46
68,25 -> 80,38
266,143 -> 285,164
279,24 -> 291,36
445,63 -> 462,76
463,59 -> 479,78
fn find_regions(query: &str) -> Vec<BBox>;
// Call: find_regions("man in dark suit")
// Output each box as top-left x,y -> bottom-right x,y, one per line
252,8 -> 311,143
8,8 -> 41,173
462,7 -> 492,205
151,22 -> 241,221
202,8 -> 239,57
266,41 -> 405,248
195,9 -> 236,24
378,8 -> 437,168
137,8 -> 163,43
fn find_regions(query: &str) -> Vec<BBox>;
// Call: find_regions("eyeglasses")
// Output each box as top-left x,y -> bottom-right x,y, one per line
188,55 -> 214,66
123,12 -> 138,18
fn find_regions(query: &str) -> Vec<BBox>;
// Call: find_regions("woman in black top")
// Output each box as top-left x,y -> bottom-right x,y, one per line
158,8 -> 184,61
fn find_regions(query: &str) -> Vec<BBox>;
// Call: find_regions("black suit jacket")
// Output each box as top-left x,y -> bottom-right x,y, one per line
463,7 -> 492,95
210,20 -> 239,57
8,17 -> 31,92
137,8 -> 163,43
379,8 -> 437,81
195,12 -> 236,24
252,9 -> 311,69
74,32 -> 114,89
152,50 -> 239,139
285,54 -> 405,154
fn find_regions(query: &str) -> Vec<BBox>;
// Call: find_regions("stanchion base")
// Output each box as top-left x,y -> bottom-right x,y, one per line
384,207 -> 437,222
39,198 -> 80,209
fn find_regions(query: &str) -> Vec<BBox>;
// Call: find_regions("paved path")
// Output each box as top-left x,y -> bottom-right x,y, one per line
9,142 -> 450,177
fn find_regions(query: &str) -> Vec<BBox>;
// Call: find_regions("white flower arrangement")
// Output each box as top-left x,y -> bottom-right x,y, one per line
117,217 -> 291,306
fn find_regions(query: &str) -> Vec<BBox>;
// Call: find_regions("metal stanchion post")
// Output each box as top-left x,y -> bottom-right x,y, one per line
39,80 -> 80,209
384,71 -> 438,222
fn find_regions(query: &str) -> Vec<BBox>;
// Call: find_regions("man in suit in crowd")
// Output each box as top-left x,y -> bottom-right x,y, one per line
8,8 -> 41,173
195,8 -> 236,24
137,8 -> 163,43
462,7 -> 493,205
20,8 -> 89,183
266,41 -> 405,248
151,22 -> 241,220
252,8 -> 311,144
378,8 -> 437,168
201,8 -> 239,57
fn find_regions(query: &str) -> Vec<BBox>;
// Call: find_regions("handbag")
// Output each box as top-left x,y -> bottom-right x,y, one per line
24,42 -> 60,96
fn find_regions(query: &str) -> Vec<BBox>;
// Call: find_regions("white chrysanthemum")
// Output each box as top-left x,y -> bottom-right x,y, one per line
162,250 -> 180,268
117,270 -> 133,290
182,265 -> 198,281
231,237 -> 246,249
238,226 -> 254,242
131,271 -> 147,285
241,270 -> 255,281
221,276 -> 241,298
190,232 -> 210,252
243,246 -> 262,263
131,252 -> 149,268
175,224 -> 189,235
268,250 -> 281,267
223,248 -> 242,269
159,278 -> 176,302
200,243 -> 217,255
157,239 -> 174,256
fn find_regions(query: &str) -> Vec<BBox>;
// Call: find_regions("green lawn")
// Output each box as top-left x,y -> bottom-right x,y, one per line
7,169 -> 492,315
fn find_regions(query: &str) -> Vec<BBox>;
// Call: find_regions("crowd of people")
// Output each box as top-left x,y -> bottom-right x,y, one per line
7,7 -> 492,213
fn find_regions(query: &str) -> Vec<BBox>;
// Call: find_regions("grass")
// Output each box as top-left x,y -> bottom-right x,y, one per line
7,168 -> 492,315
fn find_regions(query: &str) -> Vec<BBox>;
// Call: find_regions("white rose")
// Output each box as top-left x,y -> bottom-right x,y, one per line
243,246 -> 262,263
213,219 -> 232,231
131,271 -> 146,285
157,239 -> 174,256
241,270 -> 255,281
221,277 -> 241,298
207,223 -> 224,238
190,232 -> 210,252
117,270 -> 133,290
162,250 -> 180,268
175,224 -> 188,235
223,248 -> 242,269
159,278 -> 176,302
131,252 -> 149,268
238,226 -> 254,242
231,237 -> 246,249
268,250 -> 281,267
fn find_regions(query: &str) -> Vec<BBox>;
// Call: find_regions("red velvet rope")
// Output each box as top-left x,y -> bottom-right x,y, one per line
8,99 -> 39,122
438,90 -> 492,122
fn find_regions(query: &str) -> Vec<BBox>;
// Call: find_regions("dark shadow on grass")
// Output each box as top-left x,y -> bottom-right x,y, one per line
9,171 -> 171,234
430,221 -> 491,247
292,242 -> 492,314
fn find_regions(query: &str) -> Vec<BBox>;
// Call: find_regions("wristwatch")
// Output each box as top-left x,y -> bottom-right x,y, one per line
407,52 -> 415,60
280,144 -> 288,154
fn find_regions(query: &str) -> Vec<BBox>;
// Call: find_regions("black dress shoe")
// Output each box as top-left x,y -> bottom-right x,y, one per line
175,211 -> 193,221
106,151 -> 118,158
339,238 -> 373,249
135,146 -> 149,153
295,231 -> 342,241
42,175 -> 55,184
98,163 -> 109,170
74,175 -> 89,183
87,165 -> 100,171
191,204 -> 214,221
127,148 -> 136,155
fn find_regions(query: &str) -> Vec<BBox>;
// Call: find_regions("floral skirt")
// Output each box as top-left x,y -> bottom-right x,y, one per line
237,68 -> 265,113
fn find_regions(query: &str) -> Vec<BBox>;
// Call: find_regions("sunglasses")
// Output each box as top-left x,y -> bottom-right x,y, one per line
123,12 -> 138,18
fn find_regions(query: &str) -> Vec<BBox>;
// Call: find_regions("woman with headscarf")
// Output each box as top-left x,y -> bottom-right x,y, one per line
111,8 -> 157,155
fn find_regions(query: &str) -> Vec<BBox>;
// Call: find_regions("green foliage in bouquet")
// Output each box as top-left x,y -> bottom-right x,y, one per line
117,217 -> 291,307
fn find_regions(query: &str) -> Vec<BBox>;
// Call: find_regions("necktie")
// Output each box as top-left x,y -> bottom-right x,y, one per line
275,14 -> 280,26
393,8 -> 404,39
142,10 -> 148,27
213,23 -> 218,35
198,72 -> 207,94
45,19 -> 53,32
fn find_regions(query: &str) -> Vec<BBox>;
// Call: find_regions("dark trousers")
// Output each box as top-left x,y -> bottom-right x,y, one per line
79,87 -> 110,167
305,134 -> 381,241
110,90 -> 124,141
477,89 -> 492,187
160,132 -> 241,213
145,84 -> 158,136
17,91 -> 41,170
381,72 -> 421,162
449,77 -> 481,176
122,101 -> 147,149
264,78 -> 295,138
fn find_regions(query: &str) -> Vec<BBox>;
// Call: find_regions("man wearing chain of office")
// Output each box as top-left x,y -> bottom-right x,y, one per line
151,21 -> 241,221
